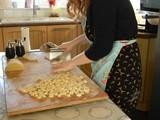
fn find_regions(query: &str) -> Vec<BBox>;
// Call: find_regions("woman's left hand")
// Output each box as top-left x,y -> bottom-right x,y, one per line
51,60 -> 75,73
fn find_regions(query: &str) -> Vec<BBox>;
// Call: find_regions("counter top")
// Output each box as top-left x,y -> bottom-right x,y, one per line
0,17 -> 76,27
0,52 -> 131,120
137,31 -> 157,39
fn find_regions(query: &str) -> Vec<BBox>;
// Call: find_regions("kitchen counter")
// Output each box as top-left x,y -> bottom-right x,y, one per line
0,52 -> 131,120
0,17 -> 77,27
0,17 -> 157,40
137,31 -> 157,39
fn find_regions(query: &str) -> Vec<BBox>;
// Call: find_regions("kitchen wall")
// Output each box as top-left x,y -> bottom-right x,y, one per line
130,0 -> 140,10
0,0 -> 140,19
0,0 -> 68,19
0,8 -> 68,19
0,0 -> 12,9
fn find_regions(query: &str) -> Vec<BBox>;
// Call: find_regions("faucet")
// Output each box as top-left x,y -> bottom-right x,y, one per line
33,0 -> 40,17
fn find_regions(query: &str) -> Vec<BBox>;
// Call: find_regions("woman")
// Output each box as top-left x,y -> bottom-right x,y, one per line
52,0 -> 142,118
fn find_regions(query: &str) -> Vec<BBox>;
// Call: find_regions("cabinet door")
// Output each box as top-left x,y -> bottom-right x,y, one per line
136,39 -> 149,110
3,27 -> 21,49
0,28 -> 3,52
29,26 -> 47,49
2,26 -> 47,50
47,24 -> 77,56
76,24 -> 92,77
136,38 -> 156,111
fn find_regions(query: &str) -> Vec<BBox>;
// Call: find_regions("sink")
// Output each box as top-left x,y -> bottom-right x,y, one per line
1,17 -> 75,24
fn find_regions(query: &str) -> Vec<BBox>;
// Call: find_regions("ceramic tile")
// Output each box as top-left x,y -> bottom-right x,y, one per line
13,9 -> 24,18
1,7 -> 68,19
0,10 -> 4,19
3,9 -> 13,18
23,9 -> 33,18
36,9 -> 49,17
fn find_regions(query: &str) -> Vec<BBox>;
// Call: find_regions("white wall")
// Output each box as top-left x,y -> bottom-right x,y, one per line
0,0 -> 140,19
130,0 -> 140,10
0,0 -> 13,9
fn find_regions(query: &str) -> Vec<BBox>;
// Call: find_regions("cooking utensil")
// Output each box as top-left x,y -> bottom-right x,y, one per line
49,48 -> 65,64
40,42 -> 58,52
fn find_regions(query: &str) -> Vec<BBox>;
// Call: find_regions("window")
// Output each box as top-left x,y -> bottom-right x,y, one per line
12,0 -> 25,8
11,0 -> 67,8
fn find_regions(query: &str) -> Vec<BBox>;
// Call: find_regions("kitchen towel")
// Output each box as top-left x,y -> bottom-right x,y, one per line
21,27 -> 31,52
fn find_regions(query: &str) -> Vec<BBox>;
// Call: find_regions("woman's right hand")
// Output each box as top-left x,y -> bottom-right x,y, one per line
58,34 -> 87,54
58,41 -> 75,53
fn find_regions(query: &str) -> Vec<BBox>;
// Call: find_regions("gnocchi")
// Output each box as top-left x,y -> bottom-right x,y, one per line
18,71 -> 90,100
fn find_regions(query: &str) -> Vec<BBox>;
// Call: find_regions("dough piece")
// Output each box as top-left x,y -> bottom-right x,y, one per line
23,54 -> 38,62
18,87 -> 27,94
5,59 -> 24,72
44,54 -> 50,60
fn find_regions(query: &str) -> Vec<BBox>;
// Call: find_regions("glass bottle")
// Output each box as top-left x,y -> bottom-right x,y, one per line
5,40 -> 15,59
16,40 -> 25,57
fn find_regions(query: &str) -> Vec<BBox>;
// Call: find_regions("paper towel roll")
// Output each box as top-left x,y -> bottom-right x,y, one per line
21,27 -> 31,52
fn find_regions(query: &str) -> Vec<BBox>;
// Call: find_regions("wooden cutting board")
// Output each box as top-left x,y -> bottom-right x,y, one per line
2,52 -> 108,116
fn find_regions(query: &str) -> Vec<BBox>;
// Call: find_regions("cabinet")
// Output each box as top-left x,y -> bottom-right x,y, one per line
1,23 -> 91,75
2,27 -> 21,48
47,24 -> 91,76
76,24 -> 91,77
47,24 -> 78,57
29,26 -> 47,49
2,26 -> 47,50
0,28 -> 3,51
136,37 -> 156,111
1,24 -> 82,57
47,25 -> 77,45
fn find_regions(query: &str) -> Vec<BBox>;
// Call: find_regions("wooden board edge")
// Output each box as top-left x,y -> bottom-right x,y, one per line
7,95 -> 108,116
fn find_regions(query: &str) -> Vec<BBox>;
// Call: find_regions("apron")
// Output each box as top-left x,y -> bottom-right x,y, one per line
80,16 -> 136,90
91,40 -> 136,91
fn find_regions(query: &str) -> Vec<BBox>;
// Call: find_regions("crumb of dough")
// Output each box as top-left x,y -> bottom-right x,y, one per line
23,54 -> 38,62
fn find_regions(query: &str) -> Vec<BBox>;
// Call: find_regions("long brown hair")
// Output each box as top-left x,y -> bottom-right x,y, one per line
67,0 -> 91,18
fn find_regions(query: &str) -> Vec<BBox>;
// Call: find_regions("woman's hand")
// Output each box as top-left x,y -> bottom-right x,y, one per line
58,41 -> 75,54
51,60 -> 75,73
52,52 -> 93,73
58,34 -> 87,54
